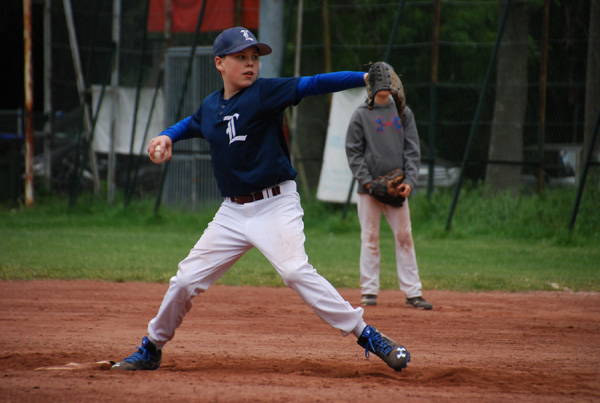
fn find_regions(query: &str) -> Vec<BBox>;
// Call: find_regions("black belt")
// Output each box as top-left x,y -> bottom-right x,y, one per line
230,185 -> 281,204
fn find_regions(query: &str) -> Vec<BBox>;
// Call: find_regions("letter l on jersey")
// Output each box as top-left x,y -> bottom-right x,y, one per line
224,114 -> 247,144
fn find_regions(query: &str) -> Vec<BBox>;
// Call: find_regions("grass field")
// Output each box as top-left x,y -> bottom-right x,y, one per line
1,187 -> 599,292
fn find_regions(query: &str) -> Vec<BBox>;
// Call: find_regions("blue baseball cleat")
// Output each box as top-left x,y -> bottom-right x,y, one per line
357,325 -> 410,372
111,336 -> 162,371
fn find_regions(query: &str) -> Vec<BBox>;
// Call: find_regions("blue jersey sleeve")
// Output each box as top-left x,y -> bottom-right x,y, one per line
160,116 -> 193,143
297,71 -> 365,99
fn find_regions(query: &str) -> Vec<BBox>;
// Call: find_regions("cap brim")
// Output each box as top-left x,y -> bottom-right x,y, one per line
218,43 -> 272,57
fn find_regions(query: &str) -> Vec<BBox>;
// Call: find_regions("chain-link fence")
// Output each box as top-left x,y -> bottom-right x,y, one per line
27,0 -> 598,215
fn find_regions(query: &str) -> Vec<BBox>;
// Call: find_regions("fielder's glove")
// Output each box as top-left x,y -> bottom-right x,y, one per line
366,61 -> 406,118
369,168 -> 406,207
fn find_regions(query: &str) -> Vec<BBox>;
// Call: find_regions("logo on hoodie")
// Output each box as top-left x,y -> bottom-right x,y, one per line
375,115 -> 402,132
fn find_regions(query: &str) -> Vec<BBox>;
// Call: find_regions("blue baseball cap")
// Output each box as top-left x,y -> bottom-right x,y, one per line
213,27 -> 272,58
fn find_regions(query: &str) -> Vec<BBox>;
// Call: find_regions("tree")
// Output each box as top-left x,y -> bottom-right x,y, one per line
485,0 -> 530,194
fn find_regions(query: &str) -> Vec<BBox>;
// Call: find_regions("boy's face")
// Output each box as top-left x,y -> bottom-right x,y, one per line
374,90 -> 391,105
215,46 -> 260,94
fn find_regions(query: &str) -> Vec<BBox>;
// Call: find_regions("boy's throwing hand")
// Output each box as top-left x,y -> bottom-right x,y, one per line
148,135 -> 172,164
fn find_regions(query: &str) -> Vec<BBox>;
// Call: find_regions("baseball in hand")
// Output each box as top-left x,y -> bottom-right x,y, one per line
154,145 -> 163,161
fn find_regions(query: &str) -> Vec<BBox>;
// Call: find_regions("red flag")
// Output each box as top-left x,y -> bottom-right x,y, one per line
148,0 -> 259,33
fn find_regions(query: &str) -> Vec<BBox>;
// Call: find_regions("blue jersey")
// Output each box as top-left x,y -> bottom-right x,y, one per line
162,72 -> 365,197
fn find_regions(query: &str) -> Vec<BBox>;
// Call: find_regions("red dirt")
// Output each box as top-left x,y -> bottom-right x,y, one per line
1,280 -> 599,402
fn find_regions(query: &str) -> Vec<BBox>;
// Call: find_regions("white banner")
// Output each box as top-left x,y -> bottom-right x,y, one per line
91,86 -> 164,155
316,87 -> 366,203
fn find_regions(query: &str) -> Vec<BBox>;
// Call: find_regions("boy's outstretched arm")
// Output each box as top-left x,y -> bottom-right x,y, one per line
297,71 -> 367,99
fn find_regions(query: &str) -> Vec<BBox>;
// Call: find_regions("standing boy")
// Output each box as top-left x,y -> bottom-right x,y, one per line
345,63 -> 432,310
111,27 -> 410,372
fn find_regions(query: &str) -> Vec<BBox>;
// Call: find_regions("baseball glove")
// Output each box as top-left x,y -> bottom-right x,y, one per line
369,168 -> 406,207
366,61 -> 406,118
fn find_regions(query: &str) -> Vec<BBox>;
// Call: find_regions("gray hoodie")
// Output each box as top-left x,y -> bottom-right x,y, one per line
345,99 -> 420,193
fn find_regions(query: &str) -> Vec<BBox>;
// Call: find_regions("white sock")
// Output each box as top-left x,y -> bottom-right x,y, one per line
352,321 -> 368,338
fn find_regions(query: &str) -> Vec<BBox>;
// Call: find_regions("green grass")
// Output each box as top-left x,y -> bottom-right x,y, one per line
1,187 -> 599,292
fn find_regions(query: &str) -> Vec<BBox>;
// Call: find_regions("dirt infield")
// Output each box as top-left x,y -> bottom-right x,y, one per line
1,280 -> 599,402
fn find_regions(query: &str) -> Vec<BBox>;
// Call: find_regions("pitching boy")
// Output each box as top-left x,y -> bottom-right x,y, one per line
111,27 -> 410,372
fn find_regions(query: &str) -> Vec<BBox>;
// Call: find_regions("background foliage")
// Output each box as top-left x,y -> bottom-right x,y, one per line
17,0 -> 591,199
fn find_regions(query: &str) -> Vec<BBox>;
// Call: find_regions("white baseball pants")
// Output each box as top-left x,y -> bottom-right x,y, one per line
357,193 -> 423,298
148,180 -> 365,347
